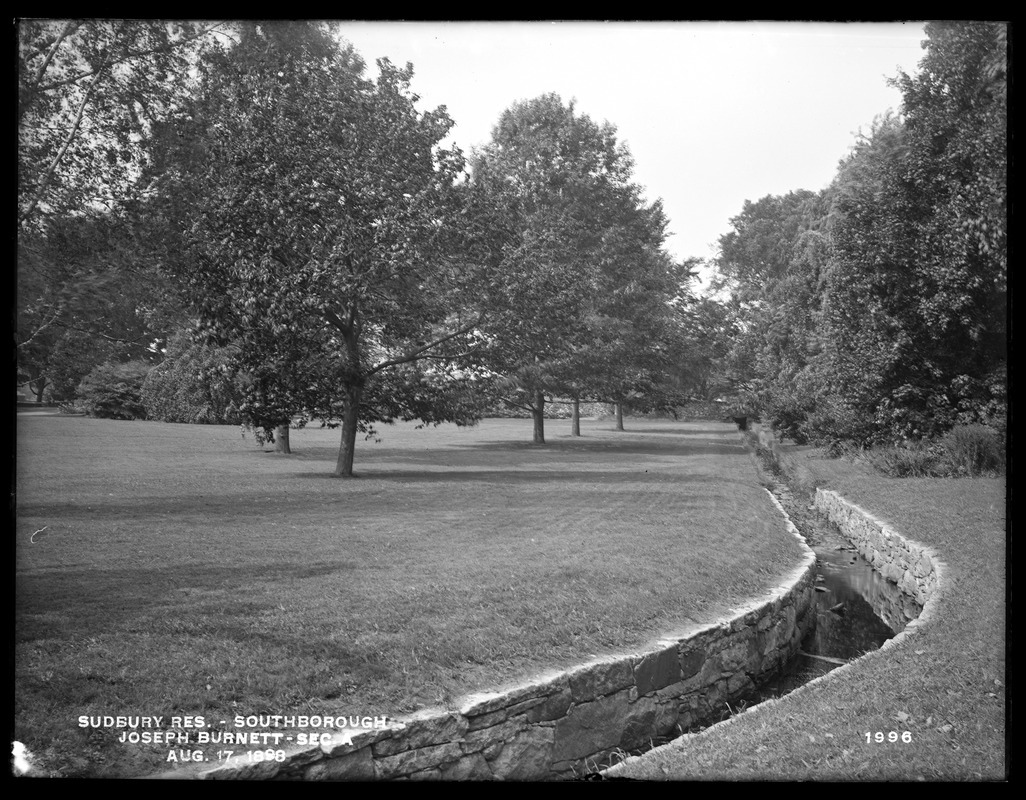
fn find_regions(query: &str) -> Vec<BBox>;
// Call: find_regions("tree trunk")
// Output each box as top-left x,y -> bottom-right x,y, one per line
615,401 -> 624,432
335,384 -> 362,477
571,397 -> 581,436
275,424 -> 291,454
33,378 -> 47,403
532,389 -> 546,444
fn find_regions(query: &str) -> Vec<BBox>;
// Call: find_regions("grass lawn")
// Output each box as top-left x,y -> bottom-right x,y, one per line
610,442 -> 1007,781
15,415 -> 805,779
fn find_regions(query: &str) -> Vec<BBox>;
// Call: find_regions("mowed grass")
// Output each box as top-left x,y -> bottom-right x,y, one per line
15,415 -> 804,778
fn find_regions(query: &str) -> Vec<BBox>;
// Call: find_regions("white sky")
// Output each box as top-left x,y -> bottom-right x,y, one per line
336,21 -> 929,288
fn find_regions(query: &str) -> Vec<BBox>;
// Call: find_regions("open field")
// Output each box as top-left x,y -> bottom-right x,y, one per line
15,415 -> 805,778
612,443 -> 1007,781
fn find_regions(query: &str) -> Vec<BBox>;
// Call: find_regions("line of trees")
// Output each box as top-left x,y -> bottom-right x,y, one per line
17,21 -> 698,476
709,22 -> 1006,447
18,21 -> 1006,473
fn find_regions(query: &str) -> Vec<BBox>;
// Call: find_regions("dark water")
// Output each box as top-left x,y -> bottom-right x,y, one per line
750,512 -> 924,702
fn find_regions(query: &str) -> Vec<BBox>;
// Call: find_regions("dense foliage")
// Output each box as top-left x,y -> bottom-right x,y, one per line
17,20 -> 222,232
713,22 -> 1006,452
77,360 -> 151,419
17,21 -> 219,403
469,94 -> 690,441
17,213 -> 179,403
154,23 -> 486,475
140,331 -> 245,424
18,20 -> 1005,477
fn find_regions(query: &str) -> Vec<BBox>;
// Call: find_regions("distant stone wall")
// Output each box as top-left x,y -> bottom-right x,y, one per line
196,492 -> 816,781
814,489 -> 943,608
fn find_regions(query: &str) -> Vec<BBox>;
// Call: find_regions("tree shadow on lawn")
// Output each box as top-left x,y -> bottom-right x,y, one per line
16,561 -> 354,642
17,470 -> 752,522
284,437 -> 747,466
332,469 -> 748,485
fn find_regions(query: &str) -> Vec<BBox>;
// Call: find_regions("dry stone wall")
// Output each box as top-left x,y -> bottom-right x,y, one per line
604,490 -> 946,782
197,491 -> 817,781
814,489 -> 942,608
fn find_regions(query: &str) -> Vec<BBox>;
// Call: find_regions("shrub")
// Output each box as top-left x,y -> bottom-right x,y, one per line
77,361 -> 151,420
801,398 -> 886,449
141,333 -> 245,425
941,424 -> 1004,476
863,441 -> 944,478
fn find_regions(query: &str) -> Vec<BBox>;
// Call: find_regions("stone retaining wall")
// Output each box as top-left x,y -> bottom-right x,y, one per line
604,490 -> 947,781
749,422 -> 942,610
196,492 -> 817,781
814,489 -> 943,608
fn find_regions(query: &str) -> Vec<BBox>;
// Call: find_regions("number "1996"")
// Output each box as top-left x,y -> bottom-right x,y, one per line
866,731 -> 912,743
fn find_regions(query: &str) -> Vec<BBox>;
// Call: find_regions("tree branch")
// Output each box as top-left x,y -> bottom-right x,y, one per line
19,35 -> 117,226
48,319 -> 150,348
31,20 -> 76,89
33,22 -> 229,94
368,316 -> 483,376
321,308 -> 351,338
17,303 -> 65,349
500,397 -> 534,413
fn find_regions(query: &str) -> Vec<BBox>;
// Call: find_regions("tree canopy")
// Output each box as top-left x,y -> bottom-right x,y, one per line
711,22 -> 1007,445
468,93 -> 685,441
19,19 -> 1003,467
157,22 -> 485,475
18,19 -> 224,232
16,20 -> 223,402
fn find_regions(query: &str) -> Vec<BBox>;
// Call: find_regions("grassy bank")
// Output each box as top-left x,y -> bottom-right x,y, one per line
15,415 -> 804,778
609,441 -> 1007,781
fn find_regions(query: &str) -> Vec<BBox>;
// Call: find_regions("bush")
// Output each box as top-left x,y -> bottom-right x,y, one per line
479,399 -> 608,420
77,361 -> 151,420
855,425 -> 1004,478
141,333 -> 245,425
941,424 -> 1004,476
801,398 -> 887,450
864,441 -> 944,477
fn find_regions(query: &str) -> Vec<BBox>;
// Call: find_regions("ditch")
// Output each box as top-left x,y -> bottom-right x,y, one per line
588,436 -> 924,779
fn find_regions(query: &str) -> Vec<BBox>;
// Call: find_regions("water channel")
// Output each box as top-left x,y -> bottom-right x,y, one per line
749,500 -> 923,703
590,467 -> 924,778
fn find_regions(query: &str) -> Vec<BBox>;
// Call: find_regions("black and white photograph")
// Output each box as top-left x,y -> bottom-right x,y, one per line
15,20 -> 1007,781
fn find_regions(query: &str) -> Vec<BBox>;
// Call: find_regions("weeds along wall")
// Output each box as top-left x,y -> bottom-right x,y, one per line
195,504 -> 817,781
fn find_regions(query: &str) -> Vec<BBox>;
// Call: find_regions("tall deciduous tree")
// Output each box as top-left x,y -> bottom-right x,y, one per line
814,23 -> 1007,443
712,189 -> 826,427
161,22 -> 483,476
710,22 -> 1006,445
554,246 -> 697,433
469,94 -> 664,443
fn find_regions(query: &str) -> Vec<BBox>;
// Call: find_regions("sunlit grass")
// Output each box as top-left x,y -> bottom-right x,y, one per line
16,415 -> 804,778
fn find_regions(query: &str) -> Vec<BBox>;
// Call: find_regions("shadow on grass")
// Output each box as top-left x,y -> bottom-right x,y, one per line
282,438 -> 747,464
330,470 -> 745,485
16,561 -> 358,642
453,437 -> 744,453
20,470 -> 749,521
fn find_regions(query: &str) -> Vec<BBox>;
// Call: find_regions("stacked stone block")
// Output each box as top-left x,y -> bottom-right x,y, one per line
814,489 -> 940,607
200,552 -> 817,781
